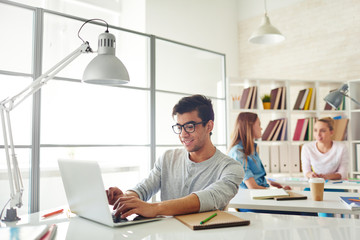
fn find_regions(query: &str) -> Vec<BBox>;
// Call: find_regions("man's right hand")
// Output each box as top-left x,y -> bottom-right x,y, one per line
106,187 -> 124,205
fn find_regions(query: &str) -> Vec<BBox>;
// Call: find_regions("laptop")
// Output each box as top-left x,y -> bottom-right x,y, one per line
58,159 -> 164,227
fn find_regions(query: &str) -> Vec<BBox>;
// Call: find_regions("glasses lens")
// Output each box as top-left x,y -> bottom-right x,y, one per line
184,123 -> 195,133
172,125 -> 182,134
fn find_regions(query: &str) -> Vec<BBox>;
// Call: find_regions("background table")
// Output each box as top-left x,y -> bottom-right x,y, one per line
229,189 -> 360,215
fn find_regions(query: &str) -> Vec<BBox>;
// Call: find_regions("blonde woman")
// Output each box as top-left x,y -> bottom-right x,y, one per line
228,112 -> 290,190
301,117 -> 349,180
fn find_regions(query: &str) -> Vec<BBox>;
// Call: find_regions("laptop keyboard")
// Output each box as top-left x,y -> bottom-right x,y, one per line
112,213 -> 129,223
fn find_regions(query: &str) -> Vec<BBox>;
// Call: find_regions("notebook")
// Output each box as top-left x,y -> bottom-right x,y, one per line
339,196 -> 360,210
58,159 -> 164,227
250,188 -> 289,200
175,210 -> 250,230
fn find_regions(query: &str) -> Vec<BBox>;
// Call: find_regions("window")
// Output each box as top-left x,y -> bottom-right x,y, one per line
0,1 -> 227,214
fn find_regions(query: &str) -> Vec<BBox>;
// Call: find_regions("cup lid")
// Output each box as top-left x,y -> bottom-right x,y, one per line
309,178 -> 325,183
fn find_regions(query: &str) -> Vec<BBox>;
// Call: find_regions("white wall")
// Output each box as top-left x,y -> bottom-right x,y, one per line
145,0 -> 239,79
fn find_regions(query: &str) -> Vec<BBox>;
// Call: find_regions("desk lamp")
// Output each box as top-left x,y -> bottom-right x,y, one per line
324,83 -> 360,109
0,19 -> 129,222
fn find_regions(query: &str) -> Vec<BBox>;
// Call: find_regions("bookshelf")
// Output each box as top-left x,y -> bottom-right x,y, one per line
348,80 -> 360,178
228,78 -> 350,176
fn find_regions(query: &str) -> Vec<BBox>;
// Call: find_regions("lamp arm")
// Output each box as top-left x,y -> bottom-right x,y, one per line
0,42 -> 91,213
346,94 -> 360,106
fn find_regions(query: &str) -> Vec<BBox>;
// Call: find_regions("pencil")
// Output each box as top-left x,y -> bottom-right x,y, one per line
42,209 -> 64,218
200,213 -> 217,225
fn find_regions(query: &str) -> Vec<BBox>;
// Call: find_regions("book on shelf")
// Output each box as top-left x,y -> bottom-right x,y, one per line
240,87 -> 251,109
261,119 -> 280,141
250,188 -> 289,200
279,86 -> 286,110
332,118 -> 349,141
309,88 -> 316,110
303,88 -> 313,110
249,86 -> 257,109
279,118 -> 288,140
270,87 -> 282,109
293,89 -> 306,110
174,210 -> 250,230
299,88 -> 309,110
339,196 -> 360,210
293,118 -> 308,141
271,118 -> 284,141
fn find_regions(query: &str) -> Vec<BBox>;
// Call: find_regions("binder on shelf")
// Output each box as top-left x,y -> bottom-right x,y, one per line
262,120 -> 280,141
279,144 -> 289,173
293,89 -> 306,110
303,88 -> 313,110
290,145 -> 301,173
259,145 -> 270,172
270,145 -> 280,173
332,118 -> 349,141
299,88 -> 309,110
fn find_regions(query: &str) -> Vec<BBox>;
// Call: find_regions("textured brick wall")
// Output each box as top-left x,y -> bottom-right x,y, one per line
238,0 -> 360,81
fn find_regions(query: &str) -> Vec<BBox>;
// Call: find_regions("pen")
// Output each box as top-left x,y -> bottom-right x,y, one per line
348,199 -> 360,202
200,213 -> 217,225
42,209 -> 64,218
332,181 -> 343,184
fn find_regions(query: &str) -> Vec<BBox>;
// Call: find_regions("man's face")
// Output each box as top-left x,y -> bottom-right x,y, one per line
175,110 -> 210,153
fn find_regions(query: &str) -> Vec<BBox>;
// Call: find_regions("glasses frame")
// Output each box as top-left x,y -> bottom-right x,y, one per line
172,121 -> 207,134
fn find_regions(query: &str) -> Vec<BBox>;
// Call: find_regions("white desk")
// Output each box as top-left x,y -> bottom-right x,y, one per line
273,178 -> 360,190
1,208 -> 360,240
229,189 -> 360,215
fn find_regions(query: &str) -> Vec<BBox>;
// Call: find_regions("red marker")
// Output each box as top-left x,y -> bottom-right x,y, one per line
41,209 -> 64,218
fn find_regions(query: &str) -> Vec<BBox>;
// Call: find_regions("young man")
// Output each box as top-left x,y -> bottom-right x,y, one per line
106,94 -> 244,218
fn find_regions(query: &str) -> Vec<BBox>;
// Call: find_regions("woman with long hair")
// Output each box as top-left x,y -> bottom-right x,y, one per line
228,112 -> 290,189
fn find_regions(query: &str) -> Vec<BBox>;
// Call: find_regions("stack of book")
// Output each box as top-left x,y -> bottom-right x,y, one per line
261,118 -> 287,141
239,86 -> 257,109
293,88 -> 316,110
293,117 -> 317,141
293,117 -> 349,141
269,87 -> 286,110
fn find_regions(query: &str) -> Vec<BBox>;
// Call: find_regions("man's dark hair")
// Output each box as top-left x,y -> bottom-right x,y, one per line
172,94 -> 214,125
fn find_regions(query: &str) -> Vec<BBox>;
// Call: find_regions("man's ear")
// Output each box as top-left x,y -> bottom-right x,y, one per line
207,120 -> 214,133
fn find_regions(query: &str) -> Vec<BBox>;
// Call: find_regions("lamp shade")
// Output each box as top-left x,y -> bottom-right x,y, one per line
83,32 -> 130,85
324,84 -> 348,109
249,14 -> 285,44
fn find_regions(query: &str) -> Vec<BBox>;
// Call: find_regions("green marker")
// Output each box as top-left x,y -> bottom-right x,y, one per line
200,213 -> 217,225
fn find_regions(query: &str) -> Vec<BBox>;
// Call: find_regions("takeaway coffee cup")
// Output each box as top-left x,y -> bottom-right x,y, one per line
309,178 -> 325,201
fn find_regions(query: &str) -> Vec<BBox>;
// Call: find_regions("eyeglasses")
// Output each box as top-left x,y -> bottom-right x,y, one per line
172,121 -> 207,134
